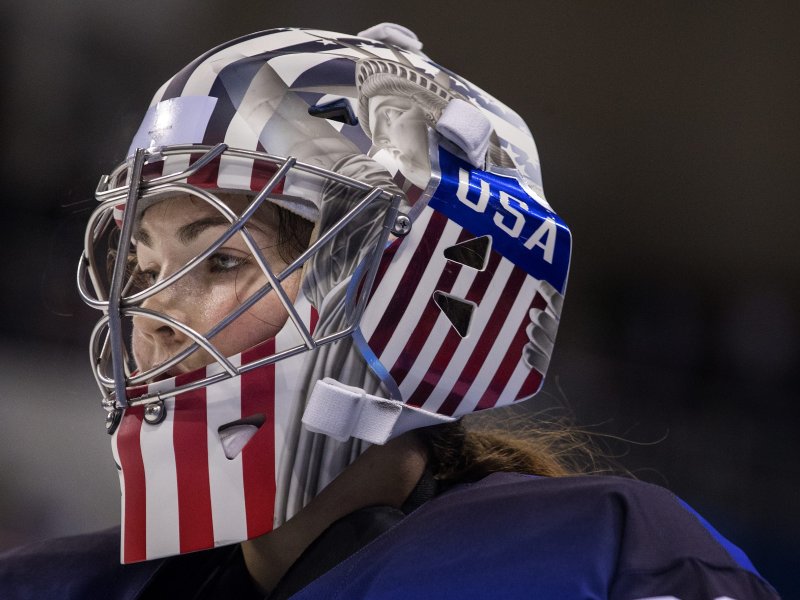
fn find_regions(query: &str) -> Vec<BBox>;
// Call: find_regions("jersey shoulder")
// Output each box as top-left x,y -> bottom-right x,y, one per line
291,473 -> 781,600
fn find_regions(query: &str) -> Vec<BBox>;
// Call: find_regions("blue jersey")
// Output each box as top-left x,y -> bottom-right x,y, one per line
291,473 -> 778,599
0,473 -> 780,599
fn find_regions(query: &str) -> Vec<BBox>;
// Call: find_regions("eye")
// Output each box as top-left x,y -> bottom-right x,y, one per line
138,269 -> 159,287
209,252 -> 248,273
129,257 -> 158,289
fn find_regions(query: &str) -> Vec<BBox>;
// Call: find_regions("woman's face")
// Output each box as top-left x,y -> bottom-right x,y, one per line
131,194 -> 301,377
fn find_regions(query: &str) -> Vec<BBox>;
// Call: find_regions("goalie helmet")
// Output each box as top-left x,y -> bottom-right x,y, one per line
78,24 -> 571,563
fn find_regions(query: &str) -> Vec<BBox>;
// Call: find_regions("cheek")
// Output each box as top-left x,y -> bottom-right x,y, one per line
244,271 -> 300,332
214,271 -> 301,354
131,328 -> 150,364
197,285 -> 239,330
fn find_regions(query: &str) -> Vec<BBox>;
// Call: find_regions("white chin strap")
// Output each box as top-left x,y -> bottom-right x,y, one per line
303,377 -> 456,445
435,98 -> 492,170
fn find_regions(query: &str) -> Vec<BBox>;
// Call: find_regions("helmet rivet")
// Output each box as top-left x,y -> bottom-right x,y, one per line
105,409 -> 122,435
144,401 -> 167,425
392,214 -> 411,237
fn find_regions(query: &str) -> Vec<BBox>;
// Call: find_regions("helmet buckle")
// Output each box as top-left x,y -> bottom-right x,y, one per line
143,400 -> 167,425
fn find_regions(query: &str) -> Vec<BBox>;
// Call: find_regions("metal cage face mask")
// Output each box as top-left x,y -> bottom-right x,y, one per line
79,144 -> 403,420
78,26 -> 572,563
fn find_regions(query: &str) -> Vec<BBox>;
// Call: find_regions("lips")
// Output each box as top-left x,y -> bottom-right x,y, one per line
135,342 -> 206,382
136,356 -> 189,383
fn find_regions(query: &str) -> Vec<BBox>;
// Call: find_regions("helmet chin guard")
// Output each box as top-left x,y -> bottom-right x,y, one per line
78,26 -> 571,563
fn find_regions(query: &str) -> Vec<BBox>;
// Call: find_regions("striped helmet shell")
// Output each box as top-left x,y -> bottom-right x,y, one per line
78,27 -> 571,563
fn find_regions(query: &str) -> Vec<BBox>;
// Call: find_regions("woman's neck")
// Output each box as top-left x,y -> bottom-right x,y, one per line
241,431 -> 428,594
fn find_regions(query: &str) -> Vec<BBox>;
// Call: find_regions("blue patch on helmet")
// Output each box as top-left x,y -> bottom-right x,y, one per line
428,148 -> 571,293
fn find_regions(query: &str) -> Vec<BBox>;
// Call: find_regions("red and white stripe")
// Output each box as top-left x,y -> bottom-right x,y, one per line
360,204 -> 547,420
112,298 -> 312,563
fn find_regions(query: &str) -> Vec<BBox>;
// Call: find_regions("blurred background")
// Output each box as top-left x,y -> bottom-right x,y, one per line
0,0 -> 797,595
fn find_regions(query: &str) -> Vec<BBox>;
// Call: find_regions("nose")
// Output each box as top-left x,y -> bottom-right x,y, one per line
133,281 -> 191,344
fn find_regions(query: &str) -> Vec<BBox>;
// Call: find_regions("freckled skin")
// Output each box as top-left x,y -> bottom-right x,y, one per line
131,194 -> 301,376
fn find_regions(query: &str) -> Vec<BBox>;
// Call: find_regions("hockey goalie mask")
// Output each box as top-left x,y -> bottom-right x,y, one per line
78,26 -> 572,563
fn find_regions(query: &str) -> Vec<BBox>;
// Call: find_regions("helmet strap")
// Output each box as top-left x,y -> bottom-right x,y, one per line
303,377 -> 456,445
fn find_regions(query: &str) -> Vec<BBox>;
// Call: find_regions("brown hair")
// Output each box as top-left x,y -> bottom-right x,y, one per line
275,205 -> 314,264
420,410 -> 608,484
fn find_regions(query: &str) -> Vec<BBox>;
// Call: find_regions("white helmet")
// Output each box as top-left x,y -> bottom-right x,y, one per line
78,25 -> 571,563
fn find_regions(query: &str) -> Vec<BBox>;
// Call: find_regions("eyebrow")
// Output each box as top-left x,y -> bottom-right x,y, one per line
135,216 -> 232,248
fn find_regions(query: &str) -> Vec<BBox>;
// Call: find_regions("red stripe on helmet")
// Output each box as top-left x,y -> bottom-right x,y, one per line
398,248 -> 500,408
141,160 -> 165,182
366,210 -> 449,358
117,406 -> 147,563
186,153 -> 222,188
405,324 -> 463,409
436,265 -> 527,416
241,339 -> 277,539
476,291 -> 545,411
310,305 -> 319,336
250,159 -> 283,193
182,151 -> 284,194
173,369 -> 214,554
367,238 -> 403,304
389,229 -> 474,389
516,365 -> 544,402
464,250 -> 502,304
